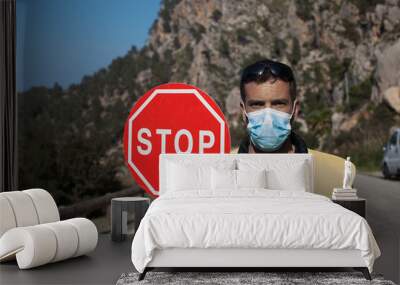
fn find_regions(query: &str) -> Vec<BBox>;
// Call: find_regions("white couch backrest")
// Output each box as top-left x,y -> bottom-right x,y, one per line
0,189 -> 60,238
159,153 -> 314,195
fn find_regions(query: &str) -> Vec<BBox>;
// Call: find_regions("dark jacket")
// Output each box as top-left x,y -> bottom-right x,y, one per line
238,131 -> 308,154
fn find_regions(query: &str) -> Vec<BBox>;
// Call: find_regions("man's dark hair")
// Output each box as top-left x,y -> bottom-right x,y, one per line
240,59 -> 297,103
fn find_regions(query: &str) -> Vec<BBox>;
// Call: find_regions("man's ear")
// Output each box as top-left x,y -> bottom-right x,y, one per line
240,100 -> 247,123
293,99 -> 299,119
291,99 -> 300,124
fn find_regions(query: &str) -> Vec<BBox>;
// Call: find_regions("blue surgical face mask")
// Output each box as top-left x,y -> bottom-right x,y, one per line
243,100 -> 296,152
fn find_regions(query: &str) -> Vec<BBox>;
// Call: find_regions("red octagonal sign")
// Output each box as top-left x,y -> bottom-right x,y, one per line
123,83 -> 231,197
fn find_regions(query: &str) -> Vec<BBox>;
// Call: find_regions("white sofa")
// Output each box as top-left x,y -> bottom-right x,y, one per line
0,188 -> 98,269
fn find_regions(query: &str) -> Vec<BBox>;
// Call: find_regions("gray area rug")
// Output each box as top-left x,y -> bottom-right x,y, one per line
116,271 -> 396,285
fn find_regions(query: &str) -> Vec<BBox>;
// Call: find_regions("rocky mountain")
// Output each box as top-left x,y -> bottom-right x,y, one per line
142,0 -> 400,166
19,0 -> 400,204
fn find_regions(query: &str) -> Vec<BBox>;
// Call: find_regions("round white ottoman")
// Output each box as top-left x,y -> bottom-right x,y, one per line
0,218 -> 98,269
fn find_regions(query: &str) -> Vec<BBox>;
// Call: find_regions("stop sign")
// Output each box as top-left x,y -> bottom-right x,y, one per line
123,83 -> 231,197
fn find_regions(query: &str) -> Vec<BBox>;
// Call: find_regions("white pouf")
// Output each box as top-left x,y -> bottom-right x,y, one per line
1,191 -> 39,227
23,188 -> 60,224
42,221 -> 79,262
0,219 -> 98,269
0,225 -> 57,268
65,218 -> 98,257
0,196 -> 17,237
0,189 -> 98,269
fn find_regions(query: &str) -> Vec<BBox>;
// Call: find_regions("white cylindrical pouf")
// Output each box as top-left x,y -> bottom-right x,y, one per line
23,189 -> 60,223
0,226 -> 57,269
1,191 -> 39,227
0,219 -> 97,269
42,221 -> 79,262
0,195 -> 17,237
65,218 -> 98,257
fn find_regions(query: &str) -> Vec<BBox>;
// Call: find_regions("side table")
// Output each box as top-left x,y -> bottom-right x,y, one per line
332,198 -> 366,218
111,197 -> 150,242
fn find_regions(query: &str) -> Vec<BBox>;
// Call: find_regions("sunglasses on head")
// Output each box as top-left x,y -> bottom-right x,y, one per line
242,60 -> 294,82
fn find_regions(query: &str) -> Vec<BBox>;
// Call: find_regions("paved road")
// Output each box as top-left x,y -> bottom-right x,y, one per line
355,173 -> 400,284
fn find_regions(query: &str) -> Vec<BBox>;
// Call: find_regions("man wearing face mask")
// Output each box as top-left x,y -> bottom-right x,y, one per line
238,59 -> 308,154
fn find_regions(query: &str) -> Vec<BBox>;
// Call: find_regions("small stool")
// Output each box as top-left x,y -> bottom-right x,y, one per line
111,197 -> 150,242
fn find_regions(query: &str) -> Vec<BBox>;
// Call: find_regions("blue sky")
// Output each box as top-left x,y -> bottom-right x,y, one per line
17,0 -> 161,92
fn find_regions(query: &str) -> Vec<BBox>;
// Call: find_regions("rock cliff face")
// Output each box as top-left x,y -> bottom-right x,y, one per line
139,0 -> 400,163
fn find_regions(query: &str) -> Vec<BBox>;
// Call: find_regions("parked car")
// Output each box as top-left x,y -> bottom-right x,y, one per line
382,128 -> 400,179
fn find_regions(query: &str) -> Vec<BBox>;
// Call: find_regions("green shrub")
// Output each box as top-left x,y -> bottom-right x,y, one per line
18,86 -> 122,206
296,0 -> 313,21
341,19 -> 361,43
189,23 -> 206,43
236,28 -> 251,45
159,0 -> 181,33
327,57 -> 351,81
218,36 -> 230,58
270,0 -> 288,14
289,37 -> 301,65
174,44 -> 193,80
212,9 -> 222,22
173,36 -> 181,49
345,76 -> 373,112
272,37 -> 287,59
324,103 -> 395,171
240,53 -> 266,70
150,49 -> 174,85
349,0 -> 385,14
